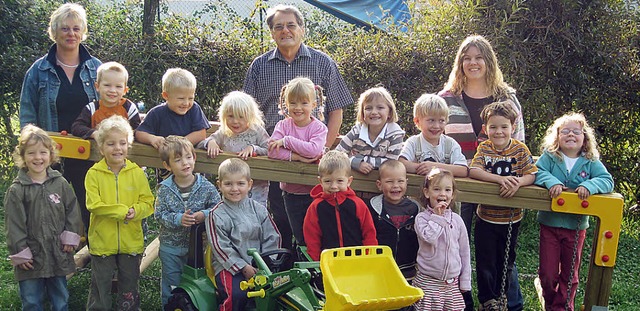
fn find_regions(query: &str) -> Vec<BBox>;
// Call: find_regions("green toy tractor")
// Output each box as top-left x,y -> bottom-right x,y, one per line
165,224 -> 324,311
165,224 -> 423,311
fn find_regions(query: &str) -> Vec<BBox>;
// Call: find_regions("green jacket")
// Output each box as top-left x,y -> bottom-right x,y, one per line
85,159 -> 154,256
535,151 -> 614,230
4,168 -> 82,281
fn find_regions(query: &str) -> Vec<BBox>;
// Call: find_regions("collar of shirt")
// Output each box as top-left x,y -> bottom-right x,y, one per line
358,123 -> 388,146
420,134 -> 444,148
268,43 -> 311,63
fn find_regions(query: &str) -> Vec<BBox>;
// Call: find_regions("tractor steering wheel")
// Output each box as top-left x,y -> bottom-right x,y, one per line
253,248 -> 293,273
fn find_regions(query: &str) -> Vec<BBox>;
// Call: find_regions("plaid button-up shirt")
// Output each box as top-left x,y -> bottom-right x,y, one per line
243,43 -> 353,134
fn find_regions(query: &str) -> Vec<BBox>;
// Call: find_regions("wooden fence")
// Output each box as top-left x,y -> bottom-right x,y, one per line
52,132 -> 624,311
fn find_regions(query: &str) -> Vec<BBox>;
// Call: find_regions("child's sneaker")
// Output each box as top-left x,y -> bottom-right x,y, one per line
479,298 -> 506,311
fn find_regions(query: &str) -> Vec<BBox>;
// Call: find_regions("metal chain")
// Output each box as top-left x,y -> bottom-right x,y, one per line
499,208 -> 515,311
140,274 -> 162,282
75,267 -> 91,274
565,217 -> 583,311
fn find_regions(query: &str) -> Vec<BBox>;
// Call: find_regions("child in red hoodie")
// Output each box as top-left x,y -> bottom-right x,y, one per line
303,150 -> 377,261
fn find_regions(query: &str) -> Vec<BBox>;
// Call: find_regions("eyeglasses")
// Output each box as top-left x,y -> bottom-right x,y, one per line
60,26 -> 82,34
560,128 -> 584,135
272,23 -> 299,32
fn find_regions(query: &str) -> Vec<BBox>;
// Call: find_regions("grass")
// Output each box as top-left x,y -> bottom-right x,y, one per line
0,210 -> 162,310
1,179 -> 639,310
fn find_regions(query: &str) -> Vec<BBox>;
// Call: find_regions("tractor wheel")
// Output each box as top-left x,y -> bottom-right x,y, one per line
165,290 -> 198,311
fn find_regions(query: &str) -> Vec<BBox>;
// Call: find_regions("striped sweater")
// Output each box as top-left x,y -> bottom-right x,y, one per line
71,98 -> 140,139
335,122 -> 405,170
470,139 -> 538,224
439,89 -> 525,159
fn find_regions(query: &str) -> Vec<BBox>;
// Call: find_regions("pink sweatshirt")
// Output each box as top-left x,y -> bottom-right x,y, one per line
268,117 -> 327,194
414,207 -> 472,291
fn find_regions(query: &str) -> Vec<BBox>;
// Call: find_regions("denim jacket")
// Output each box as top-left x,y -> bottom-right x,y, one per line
19,44 -> 101,131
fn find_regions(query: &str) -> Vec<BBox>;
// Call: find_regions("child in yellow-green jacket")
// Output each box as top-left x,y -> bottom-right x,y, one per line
85,115 -> 154,310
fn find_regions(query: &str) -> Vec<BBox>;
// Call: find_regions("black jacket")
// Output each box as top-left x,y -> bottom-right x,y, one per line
367,194 -> 421,280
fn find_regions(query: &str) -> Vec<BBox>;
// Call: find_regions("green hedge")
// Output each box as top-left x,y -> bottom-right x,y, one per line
1,0 -> 638,207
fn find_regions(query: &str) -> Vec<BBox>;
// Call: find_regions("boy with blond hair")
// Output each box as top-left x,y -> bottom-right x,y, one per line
400,93 -> 468,177
303,150 -> 377,261
368,159 -> 421,281
71,61 -> 141,139
206,158 -> 280,310
85,116 -> 154,310
135,68 -> 210,149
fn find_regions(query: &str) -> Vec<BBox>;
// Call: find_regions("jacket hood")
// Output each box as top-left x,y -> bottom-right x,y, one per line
310,184 -> 357,206
160,172 -> 206,193
13,167 -> 62,186
543,149 -> 590,163
369,194 -> 422,215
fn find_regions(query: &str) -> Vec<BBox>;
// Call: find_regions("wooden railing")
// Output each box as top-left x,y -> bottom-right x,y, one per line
51,132 -> 624,311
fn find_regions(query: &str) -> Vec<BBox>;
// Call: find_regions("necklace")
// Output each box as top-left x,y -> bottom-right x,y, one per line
56,57 -> 79,68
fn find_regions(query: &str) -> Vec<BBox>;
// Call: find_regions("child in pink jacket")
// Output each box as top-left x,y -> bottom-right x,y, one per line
413,168 -> 471,311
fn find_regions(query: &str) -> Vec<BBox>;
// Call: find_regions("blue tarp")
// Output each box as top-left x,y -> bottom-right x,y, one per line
302,0 -> 411,31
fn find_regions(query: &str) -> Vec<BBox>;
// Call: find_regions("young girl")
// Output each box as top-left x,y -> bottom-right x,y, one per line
268,77 -> 328,246
335,86 -> 405,175
197,91 -> 270,206
4,125 -> 82,311
413,168 -> 471,311
535,112 -> 614,311
85,115 -> 155,310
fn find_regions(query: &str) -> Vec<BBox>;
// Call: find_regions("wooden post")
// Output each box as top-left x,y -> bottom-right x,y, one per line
140,237 -> 160,273
66,245 -> 91,280
583,219 -> 614,311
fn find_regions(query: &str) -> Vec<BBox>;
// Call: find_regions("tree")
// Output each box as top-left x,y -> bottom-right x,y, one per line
0,0 -> 52,171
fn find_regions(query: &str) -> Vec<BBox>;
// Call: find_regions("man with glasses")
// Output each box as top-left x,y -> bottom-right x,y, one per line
243,4 -> 353,255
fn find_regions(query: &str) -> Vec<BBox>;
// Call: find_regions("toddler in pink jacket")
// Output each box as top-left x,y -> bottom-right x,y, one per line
413,168 -> 471,311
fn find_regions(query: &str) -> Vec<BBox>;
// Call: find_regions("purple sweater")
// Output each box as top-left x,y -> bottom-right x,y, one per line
268,117 -> 327,194
414,207 -> 472,291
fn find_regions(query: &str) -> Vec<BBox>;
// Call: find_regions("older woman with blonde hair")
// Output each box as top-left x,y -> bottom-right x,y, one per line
19,2 -> 102,240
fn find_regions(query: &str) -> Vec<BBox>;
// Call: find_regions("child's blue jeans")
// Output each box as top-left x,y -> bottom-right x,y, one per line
19,276 -> 69,311
159,248 -> 188,307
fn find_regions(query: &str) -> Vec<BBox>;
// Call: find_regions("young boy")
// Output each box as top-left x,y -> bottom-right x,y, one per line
205,158 -> 280,310
85,115 -> 155,310
155,136 -> 221,307
367,159 -> 421,281
468,101 -> 537,310
303,150 -> 378,261
135,68 -> 210,149
71,61 -> 141,235
400,93 -> 468,177
71,61 -> 141,140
